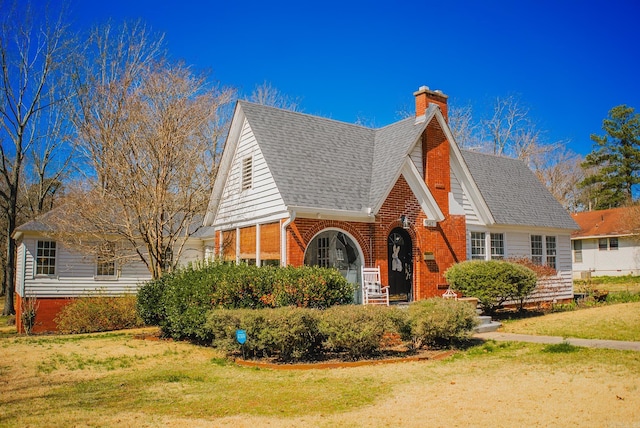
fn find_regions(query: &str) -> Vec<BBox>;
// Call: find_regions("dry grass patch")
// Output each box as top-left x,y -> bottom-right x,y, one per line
502,302 -> 640,341
1,328 -> 639,427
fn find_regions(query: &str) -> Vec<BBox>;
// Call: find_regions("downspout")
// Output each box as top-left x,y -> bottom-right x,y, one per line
280,211 -> 296,266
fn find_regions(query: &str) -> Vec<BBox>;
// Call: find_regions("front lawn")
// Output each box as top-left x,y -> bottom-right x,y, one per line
1,328 -> 639,427
501,301 -> 640,341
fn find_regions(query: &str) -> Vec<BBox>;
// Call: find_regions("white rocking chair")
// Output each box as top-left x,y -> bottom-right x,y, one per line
361,266 -> 390,306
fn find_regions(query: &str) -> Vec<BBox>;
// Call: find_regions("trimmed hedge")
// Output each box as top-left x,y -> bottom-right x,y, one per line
407,298 -> 478,349
137,262 -> 355,342
204,299 -> 478,362
319,305 -> 402,360
207,307 -> 323,361
444,260 -> 538,313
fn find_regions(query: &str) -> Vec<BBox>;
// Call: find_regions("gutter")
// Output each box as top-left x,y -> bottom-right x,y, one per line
280,211 -> 296,266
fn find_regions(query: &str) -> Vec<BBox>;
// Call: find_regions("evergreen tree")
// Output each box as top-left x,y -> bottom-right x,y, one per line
580,105 -> 640,209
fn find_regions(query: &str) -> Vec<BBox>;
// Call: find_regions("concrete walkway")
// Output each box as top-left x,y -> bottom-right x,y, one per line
474,331 -> 640,352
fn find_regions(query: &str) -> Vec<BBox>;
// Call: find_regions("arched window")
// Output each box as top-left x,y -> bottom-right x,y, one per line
304,229 -> 364,303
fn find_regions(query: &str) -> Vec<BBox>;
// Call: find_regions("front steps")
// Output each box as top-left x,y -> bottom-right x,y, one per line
475,315 -> 501,333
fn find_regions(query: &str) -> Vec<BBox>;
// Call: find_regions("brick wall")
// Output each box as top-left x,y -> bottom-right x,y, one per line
15,294 -> 72,334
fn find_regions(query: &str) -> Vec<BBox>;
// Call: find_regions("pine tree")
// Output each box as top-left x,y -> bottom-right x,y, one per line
580,105 -> 640,209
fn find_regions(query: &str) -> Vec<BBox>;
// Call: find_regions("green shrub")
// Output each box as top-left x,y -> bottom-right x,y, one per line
55,294 -> 143,334
271,266 -> 355,309
318,305 -> 403,360
407,298 -> 478,349
138,262 -> 355,341
444,260 -> 538,313
206,307 -> 322,362
136,274 -> 170,325
606,291 -> 640,304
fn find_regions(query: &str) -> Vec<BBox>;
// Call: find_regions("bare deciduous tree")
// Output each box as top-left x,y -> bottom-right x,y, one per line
67,23 -> 234,279
0,1 -> 73,315
448,104 -> 481,150
448,95 -> 584,210
531,145 -> 585,212
249,81 -> 302,111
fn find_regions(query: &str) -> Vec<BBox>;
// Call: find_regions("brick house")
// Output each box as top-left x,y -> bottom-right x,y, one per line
201,86 -> 578,303
13,85 -> 578,331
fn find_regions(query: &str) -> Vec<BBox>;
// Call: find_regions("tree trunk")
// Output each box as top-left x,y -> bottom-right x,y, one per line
3,203 -> 17,316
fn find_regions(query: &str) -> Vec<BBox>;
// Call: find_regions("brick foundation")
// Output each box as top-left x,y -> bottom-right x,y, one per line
15,294 -> 72,334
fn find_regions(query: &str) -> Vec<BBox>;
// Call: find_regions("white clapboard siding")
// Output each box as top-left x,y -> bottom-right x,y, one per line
507,231 -> 573,302
215,119 -> 286,227
16,243 -> 25,295
451,168 -> 480,225
178,239 -> 204,266
20,238 -> 151,298
409,142 -> 423,178
463,229 -> 573,302
573,236 -> 640,277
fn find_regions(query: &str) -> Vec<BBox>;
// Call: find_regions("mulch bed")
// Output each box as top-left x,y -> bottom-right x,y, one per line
233,349 -> 456,370
134,329 -> 457,370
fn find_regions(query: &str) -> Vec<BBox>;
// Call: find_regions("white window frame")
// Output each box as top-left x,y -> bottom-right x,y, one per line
609,237 -> 619,250
598,238 -> 608,251
573,240 -> 583,263
490,233 -> 504,260
531,234 -> 557,268
96,242 -> 117,279
36,240 -> 57,276
546,236 -> 557,269
470,232 -> 486,260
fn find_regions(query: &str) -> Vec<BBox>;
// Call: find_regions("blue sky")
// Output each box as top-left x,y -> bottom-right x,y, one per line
69,0 -> 640,156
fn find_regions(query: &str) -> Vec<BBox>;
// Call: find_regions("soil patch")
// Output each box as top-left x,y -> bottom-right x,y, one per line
234,349 -> 455,370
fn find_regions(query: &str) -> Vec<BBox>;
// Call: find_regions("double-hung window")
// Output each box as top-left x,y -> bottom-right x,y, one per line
490,233 -> 504,260
36,240 -> 57,276
573,240 -> 583,263
471,232 -> 486,260
531,235 -> 557,268
546,236 -> 557,269
96,242 -> 116,277
531,235 -> 543,265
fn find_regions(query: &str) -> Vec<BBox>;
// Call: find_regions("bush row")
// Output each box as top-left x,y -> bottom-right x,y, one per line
205,298 -> 479,362
137,262 -> 355,342
55,294 -> 143,334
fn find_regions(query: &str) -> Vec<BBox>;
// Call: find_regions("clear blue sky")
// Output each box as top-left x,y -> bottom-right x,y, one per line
70,0 -> 640,156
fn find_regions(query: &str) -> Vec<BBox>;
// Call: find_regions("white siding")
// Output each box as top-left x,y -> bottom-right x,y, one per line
573,236 -> 640,278
464,228 -> 573,302
514,231 -> 573,302
451,169 -> 480,225
410,143 -> 423,178
22,237 -> 151,298
215,119 -> 286,228
178,239 -> 204,266
15,242 -> 25,296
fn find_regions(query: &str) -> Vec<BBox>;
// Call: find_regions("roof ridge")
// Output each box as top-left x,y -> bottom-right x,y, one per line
238,100 -> 379,132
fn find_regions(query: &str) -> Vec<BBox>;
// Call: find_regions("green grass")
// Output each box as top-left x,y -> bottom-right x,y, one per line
502,302 -> 640,341
1,326 -> 640,426
574,275 -> 640,294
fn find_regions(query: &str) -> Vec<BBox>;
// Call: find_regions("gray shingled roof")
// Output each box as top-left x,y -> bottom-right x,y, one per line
239,101 -> 427,212
461,150 -> 578,229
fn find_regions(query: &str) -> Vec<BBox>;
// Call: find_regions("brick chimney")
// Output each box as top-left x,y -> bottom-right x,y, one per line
414,85 -> 448,121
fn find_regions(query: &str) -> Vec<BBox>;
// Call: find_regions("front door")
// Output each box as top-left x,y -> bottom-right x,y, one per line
387,228 -> 413,301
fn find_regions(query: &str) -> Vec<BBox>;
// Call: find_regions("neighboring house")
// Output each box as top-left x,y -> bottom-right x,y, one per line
14,85 -> 578,332
571,207 -> 640,278
12,210 -> 205,333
